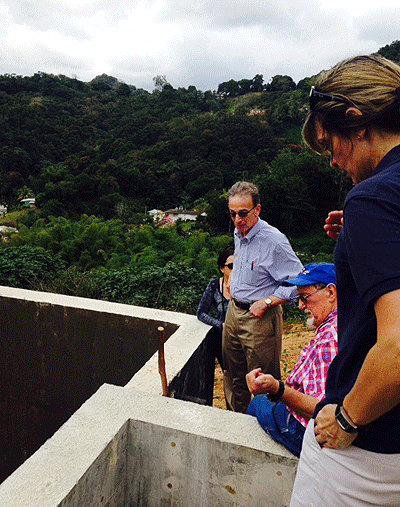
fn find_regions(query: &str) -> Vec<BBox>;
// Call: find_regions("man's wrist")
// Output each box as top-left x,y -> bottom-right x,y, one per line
268,380 -> 285,403
264,297 -> 273,308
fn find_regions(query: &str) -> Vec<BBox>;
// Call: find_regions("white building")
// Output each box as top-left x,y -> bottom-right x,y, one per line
163,208 -> 205,222
20,198 -> 35,208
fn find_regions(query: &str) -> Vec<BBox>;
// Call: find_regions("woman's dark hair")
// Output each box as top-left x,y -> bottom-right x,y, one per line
303,54 -> 400,154
217,247 -> 234,269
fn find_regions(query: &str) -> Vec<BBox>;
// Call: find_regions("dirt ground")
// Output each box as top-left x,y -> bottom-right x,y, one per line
213,321 -> 314,409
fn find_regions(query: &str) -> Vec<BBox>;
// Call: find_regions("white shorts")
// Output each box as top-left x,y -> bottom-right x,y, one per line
290,419 -> 400,507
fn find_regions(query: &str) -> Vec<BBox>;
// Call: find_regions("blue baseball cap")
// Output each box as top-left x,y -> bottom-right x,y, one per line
283,262 -> 336,286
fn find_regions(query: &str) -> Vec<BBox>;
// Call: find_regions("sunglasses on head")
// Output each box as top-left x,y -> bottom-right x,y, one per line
229,205 -> 256,219
309,86 -> 351,111
224,263 -> 233,269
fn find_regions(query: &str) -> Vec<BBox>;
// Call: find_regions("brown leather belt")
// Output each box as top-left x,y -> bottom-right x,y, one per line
233,298 -> 251,310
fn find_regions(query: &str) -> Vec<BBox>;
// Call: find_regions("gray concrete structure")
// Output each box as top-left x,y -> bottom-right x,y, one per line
0,286 -> 298,506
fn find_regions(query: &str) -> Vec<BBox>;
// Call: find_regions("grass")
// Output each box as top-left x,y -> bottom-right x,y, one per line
281,349 -> 290,377
0,209 -> 38,228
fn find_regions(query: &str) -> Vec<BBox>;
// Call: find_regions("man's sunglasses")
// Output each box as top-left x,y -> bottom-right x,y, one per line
224,263 -> 233,269
309,86 -> 351,111
229,205 -> 256,219
295,287 -> 325,305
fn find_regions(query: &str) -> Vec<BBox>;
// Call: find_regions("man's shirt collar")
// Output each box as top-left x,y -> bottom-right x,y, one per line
235,218 -> 261,241
315,309 -> 338,333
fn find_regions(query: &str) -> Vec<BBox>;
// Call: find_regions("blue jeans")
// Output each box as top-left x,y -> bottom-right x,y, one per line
247,395 -> 305,457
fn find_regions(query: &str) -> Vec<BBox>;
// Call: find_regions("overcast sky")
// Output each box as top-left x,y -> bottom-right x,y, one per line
0,0 -> 399,92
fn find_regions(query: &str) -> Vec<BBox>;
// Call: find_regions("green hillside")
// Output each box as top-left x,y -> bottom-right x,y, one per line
0,39 -> 398,308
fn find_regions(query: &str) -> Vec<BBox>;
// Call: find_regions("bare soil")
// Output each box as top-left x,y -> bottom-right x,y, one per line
213,321 -> 314,409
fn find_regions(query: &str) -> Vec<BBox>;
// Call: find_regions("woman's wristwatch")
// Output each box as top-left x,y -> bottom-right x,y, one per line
335,404 -> 359,433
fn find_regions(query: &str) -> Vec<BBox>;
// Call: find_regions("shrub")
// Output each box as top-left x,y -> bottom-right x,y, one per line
0,245 -> 65,290
86,261 -> 208,314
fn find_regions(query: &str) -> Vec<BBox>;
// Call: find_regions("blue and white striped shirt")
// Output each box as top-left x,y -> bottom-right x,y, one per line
230,218 -> 303,303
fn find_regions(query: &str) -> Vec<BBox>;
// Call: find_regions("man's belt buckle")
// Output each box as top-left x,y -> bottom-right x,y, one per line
233,299 -> 251,311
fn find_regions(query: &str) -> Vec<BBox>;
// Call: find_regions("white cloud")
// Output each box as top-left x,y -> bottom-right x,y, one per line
0,0 -> 398,91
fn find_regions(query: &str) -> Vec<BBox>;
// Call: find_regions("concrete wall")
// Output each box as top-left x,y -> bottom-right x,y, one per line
0,385 -> 298,507
0,287 -> 298,506
0,286 -> 209,482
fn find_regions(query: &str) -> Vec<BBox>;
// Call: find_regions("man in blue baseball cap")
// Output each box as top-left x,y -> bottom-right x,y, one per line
246,263 -> 338,457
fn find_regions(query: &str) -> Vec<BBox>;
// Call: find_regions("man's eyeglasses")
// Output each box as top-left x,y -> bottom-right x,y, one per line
229,205 -> 256,219
309,86 -> 351,111
296,287 -> 325,305
224,263 -> 233,270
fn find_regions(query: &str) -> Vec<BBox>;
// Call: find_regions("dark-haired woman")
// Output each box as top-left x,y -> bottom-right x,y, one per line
290,54 -> 400,507
196,247 -> 233,405
197,247 -> 234,367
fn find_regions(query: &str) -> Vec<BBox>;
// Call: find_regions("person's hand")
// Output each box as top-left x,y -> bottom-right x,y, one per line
314,404 -> 358,449
226,272 -> 232,299
249,299 -> 268,318
324,210 -> 344,240
246,368 -> 278,395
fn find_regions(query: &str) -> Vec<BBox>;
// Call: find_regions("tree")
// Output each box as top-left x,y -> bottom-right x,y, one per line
217,79 -> 240,97
377,40 -> 400,63
153,75 -> 168,92
266,75 -> 296,92
117,83 -> 131,97
251,74 -> 264,92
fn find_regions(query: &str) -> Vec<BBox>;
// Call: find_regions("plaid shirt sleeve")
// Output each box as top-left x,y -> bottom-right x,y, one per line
285,311 -> 338,426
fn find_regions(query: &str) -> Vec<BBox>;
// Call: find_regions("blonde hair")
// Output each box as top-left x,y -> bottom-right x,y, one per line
303,55 -> 400,153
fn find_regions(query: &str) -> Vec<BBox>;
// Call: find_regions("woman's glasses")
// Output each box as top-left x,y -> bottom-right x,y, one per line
309,86 -> 351,111
224,263 -> 233,270
229,205 -> 256,219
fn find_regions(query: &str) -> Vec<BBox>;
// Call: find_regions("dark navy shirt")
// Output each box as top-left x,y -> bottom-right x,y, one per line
315,144 -> 400,453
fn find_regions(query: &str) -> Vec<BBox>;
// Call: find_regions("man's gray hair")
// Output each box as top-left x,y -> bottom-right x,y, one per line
228,181 -> 260,207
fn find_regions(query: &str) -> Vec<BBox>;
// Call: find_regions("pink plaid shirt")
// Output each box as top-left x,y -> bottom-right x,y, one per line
285,310 -> 338,427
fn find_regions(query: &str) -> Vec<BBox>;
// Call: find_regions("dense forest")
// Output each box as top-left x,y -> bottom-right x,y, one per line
0,40 -> 399,313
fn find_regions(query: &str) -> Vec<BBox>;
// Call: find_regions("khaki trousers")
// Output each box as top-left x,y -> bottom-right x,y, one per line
222,300 -> 283,413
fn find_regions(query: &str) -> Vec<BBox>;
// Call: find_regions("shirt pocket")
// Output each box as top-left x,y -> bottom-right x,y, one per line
243,261 -> 264,286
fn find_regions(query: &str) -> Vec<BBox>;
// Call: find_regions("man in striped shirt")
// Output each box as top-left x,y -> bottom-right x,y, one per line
246,263 -> 338,457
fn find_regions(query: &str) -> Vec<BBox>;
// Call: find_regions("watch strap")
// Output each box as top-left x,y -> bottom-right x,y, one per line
268,380 -> 285,403
335,404 -> 359,433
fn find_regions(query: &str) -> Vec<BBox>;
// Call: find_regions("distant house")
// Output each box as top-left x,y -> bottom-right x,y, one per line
163,208 -> 206,222
148,209 -> 164,221
20,198 -> 35,208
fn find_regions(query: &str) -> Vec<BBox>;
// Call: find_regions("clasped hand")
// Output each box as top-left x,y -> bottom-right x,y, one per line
246,368 -> 279,396
249,299 -> 268,318
314,404 -> 358,449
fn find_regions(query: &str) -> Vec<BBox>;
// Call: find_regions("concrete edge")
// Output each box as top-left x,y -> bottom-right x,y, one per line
0,285 -> 193,324
0,384 -> 297,507
126,317 -> 211,393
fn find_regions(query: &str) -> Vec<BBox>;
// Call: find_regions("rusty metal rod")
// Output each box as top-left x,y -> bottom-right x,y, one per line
158,326 -> 169,396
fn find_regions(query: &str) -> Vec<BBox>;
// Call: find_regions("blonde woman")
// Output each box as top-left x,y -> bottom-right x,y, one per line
291,55 -> 400,507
